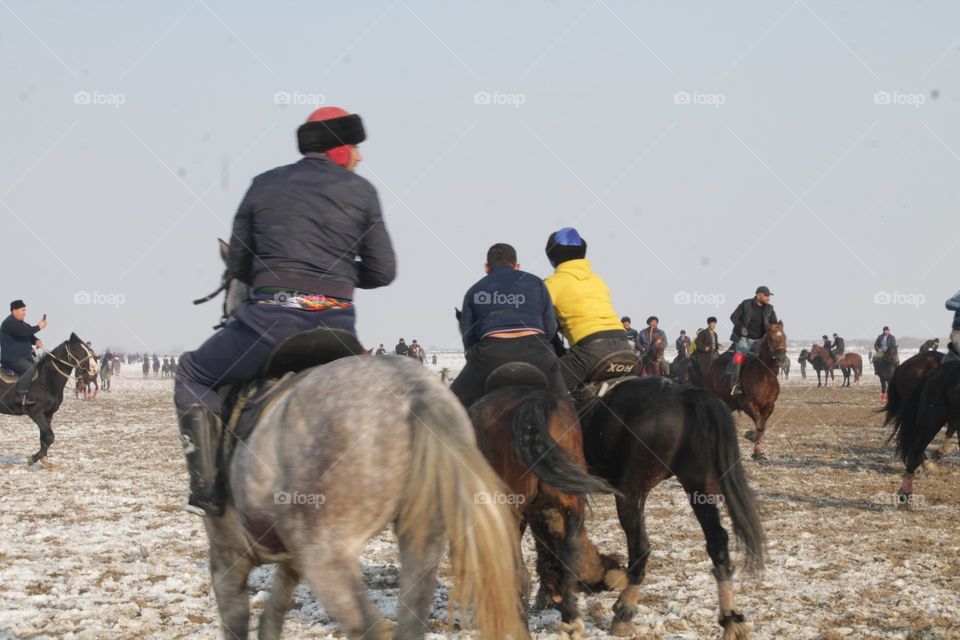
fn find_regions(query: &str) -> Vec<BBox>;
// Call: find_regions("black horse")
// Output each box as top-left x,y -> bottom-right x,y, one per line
890,361 -> 960,505
580,376 -> 765,638
0,333 -> 95,465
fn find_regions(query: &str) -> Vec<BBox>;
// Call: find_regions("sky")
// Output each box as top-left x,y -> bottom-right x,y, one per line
1,0 -> 958,353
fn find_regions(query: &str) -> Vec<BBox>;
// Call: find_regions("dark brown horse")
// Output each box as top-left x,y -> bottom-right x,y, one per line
468,380 -> 621,633
890,361 -> 960,505
882,351 -> 951,463
807,345 -> 836,387
873,354 -> 898,403
702,321 -> 787,461
580,376 -> 765,638
640,334 -> 666,376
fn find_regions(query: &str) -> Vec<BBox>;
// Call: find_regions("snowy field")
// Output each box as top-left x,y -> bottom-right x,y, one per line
1,350 -> 958,639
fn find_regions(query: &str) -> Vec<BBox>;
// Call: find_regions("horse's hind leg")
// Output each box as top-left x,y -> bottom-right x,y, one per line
689,500 -> 749,639
395,523 -> 445,640
299,545 -> 392,639
257,562 -> 299,640
610,494 -> 650,637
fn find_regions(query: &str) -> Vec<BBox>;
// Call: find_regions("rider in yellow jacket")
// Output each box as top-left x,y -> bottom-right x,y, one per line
544,227 -> 633,389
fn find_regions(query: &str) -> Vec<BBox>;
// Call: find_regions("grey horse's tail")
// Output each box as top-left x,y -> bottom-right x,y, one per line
398,392 -> 529,640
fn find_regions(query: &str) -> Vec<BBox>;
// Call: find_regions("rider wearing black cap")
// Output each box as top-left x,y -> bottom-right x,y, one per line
0,300 -> 46,407
728,286 -> 778,396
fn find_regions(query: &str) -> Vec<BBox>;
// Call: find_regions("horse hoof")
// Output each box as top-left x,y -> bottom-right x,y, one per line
723,620 -> 750,639
751,451 -> 768,463
744,430 -> 757,442
609,620 -> 635,637
559,618 -> 585,640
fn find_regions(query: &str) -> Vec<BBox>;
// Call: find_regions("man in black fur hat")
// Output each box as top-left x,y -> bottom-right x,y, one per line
175,106 -> 396,517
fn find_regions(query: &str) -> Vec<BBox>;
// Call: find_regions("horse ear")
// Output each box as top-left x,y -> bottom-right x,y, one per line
218,238 -> 230,265
69,332 -> 79,342
455,307 -> 462,322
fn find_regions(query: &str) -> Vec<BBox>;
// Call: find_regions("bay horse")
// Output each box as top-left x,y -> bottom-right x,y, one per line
0,333 -> 96,465
580,376 -> 765,638
702,321 -> 787,461
807,345 -> 836,387
836,352 -> 863,387
640,334 -> 666,376
468,381 -> 622,634
889,361 -> 960,506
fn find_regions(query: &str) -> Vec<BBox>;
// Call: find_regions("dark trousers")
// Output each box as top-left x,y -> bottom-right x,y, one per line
558,334 -> 634,390
451,335 -> 566,408
2,358 -> 35,395
175,301 -> 356,413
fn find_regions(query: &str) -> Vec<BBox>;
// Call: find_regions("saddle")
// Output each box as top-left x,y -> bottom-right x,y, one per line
484,362 -> 549,394
0,367 -> 38,385
570,350 -> 642,417
222,328 -> 367,444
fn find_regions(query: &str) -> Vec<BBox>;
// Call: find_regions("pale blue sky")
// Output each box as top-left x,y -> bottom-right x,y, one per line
1,1 -> 957,352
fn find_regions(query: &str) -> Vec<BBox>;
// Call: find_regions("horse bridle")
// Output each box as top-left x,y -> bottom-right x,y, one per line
45,341 -> 96,381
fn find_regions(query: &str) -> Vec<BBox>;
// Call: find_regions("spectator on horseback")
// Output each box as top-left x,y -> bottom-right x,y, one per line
394,338 -> 408,356
621,316 -> 640,354
873,326 -> 898,364
919,337 -> 940,353
945,290 -> 960,363
452,243 -> 565,407
544,227 -> 632,390
175,106 -> 396,517
729,286 -> 778,397
637,316 -> 667,356
408,340 -> 425,363
675,330 -> 691,359
0,300 -> 46,408
375,343 -> 386,356
696,317 -> 720,358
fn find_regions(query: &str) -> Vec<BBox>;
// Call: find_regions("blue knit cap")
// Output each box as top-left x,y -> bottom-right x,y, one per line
554,227 -> 584,246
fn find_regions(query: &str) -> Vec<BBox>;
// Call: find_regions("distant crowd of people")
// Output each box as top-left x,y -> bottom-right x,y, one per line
373,338 -> 435,365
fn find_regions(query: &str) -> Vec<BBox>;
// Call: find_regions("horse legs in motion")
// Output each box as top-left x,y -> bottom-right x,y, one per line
469,386 -> 620,633
582,378 -> 765,638
890,363 -> 960,506
204,357 -> 528,640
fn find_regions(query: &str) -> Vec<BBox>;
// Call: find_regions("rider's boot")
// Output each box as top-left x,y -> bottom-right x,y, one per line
16,372 -> 35,408
177,405 -> 225,517
729,361 -> 743,397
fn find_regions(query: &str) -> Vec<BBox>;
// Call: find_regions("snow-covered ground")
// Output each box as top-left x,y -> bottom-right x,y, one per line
1,362 -> 957,639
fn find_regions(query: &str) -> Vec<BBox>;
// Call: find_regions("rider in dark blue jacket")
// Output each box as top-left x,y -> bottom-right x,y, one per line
174,107 -> 396,517
0,300 -> 45,407
452,243 -> 565,407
